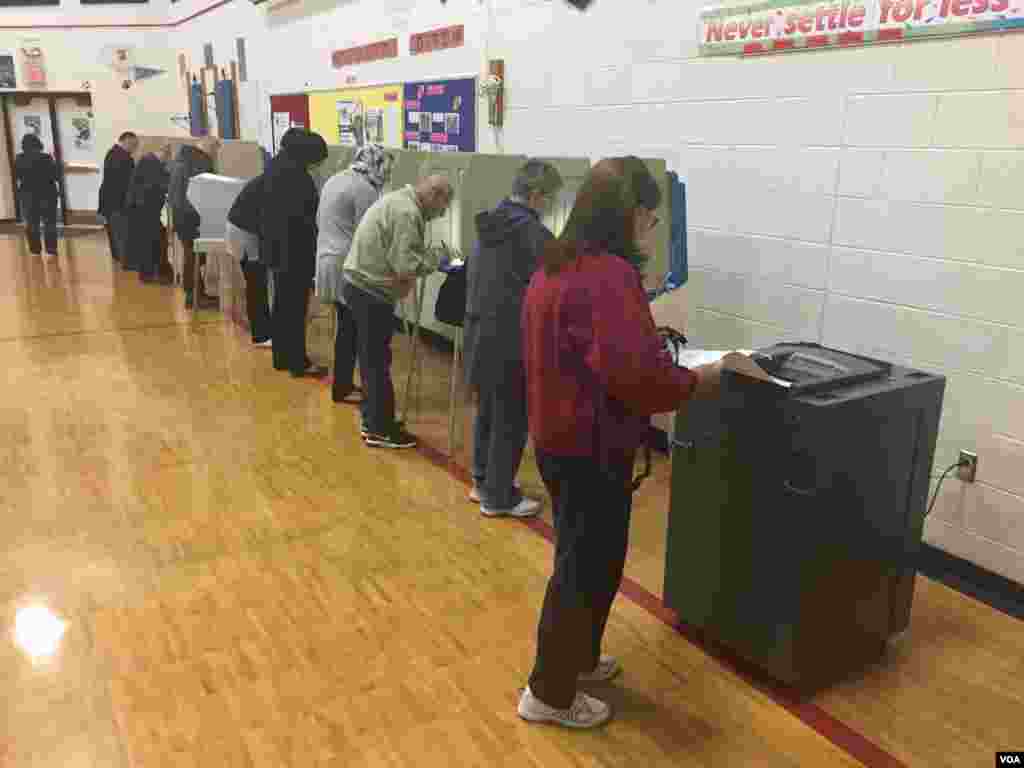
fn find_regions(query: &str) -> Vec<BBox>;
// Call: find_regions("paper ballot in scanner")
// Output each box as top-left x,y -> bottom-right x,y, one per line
663,343 -> 945,689
186,173 -> 247,241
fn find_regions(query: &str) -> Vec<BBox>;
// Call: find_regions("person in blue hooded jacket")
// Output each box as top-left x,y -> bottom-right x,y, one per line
463,160 -> 563,518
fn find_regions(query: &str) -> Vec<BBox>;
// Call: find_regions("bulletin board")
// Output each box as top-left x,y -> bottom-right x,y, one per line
308,84 -> 403,148
402,77 -> 476,153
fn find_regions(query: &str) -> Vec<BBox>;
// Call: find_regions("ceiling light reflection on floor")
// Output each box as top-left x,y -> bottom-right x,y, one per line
14,604 -> 67,659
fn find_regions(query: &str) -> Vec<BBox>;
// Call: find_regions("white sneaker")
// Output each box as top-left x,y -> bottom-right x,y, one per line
469,481 -> 521,503
578,655 -> 621,683
517,686 -> 611,729
253,339 -> 272,348
481,496 -> 541,519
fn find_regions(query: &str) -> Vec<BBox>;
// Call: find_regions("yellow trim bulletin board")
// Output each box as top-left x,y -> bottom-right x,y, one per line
309,84 -> 404,148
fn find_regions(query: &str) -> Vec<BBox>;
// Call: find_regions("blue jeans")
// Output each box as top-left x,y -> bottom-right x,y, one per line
471,367 -> 528,509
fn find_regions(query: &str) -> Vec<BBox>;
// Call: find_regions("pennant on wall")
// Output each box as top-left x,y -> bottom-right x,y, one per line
133,66 -> 166,82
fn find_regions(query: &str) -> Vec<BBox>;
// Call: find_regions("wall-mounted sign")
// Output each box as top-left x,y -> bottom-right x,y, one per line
403,78 -> 476,152
699,0 -> 1024,56
410,25 -> 465,55
331,38 -> 399,69
18,39 -> 46,89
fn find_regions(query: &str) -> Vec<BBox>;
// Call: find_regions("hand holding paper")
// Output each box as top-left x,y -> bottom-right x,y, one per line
675,349 -> 791,388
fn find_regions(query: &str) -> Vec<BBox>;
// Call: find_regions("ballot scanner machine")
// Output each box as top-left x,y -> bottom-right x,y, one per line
663,343 -> 945,689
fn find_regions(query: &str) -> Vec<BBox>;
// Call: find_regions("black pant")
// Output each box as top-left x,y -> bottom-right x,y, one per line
528,451 -> 633,709
242,260 -> 272,343
342,281 -> 397,435
132,207 -> 165,278
333,301 -> 359,396
23,193 -> 58,256
472,367 -> 529,509
105,210 -> 124,262
272,269 -> 312,374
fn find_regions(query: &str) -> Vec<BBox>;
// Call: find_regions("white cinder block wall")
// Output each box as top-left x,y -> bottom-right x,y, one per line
32,0 -> 1024,585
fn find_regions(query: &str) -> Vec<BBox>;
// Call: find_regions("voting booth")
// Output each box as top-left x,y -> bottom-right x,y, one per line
532,157 -> 591,237
186,173 -> 246,315
411,152 -> 527,340
386,148 -> 427,194
663,343 -> 945,689
315,145 -> 356,190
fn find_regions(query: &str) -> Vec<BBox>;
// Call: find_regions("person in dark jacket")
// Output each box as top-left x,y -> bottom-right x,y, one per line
15,134 -> 59,257
168,138 -> 219,308
127,144 -> 172,283
464,160 -> 563,518
226,173 -> 272,347
98,131 -> 138,265
261,128 -> 329,378
517,157 -> 724,730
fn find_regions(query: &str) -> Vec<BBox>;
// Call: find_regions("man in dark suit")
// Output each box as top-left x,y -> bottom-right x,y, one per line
464,160 -> 563,518
98,131 -> 139,265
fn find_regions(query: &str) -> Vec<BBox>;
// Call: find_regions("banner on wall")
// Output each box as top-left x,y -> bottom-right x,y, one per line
699,0 -> 1024,56
18,39 -> 46,89
309,85 -> 403,148
402,78 -> 476,153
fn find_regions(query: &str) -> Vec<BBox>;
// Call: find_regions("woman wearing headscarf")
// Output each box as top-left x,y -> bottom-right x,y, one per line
517,157 -> 724,729
316,143 -> 393,402
15,134 -> 59,258
126,144 -> 173,283
261,127 -> 329,378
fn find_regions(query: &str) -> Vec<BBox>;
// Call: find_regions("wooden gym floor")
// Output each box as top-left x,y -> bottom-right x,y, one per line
1,232 -> 1021,767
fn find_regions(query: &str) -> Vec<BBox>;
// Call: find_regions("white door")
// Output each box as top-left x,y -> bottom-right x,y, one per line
54,97 -> 98,214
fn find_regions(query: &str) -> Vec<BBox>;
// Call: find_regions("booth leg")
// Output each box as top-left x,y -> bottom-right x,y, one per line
448,328 -> 463,457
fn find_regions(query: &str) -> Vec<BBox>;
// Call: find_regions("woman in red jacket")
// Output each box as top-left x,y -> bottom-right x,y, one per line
518,157 -> 723,729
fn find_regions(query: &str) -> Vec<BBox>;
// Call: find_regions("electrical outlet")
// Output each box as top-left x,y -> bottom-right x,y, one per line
958,450 -> 978,483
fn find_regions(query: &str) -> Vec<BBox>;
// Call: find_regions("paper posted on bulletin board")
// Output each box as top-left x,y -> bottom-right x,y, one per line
309,85 -> 403,148
402,78 -> 476,153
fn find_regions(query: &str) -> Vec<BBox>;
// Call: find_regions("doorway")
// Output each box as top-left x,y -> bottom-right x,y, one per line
1,91 -> 96,225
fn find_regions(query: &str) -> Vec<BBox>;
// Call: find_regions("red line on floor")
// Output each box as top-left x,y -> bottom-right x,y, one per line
412,438 -> 907,768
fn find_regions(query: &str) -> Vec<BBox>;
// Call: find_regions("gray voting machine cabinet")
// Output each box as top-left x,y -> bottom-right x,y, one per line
664,343 -> 945,690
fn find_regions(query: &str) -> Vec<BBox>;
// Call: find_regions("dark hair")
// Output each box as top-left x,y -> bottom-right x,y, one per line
279,128 -> 328,165
21,134 -> 43,153
542,156 -> 661,275
118,131 -> 138,142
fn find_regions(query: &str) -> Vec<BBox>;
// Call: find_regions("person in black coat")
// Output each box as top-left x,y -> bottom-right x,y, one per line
464,160 -> 562,517
260,128 -> 328,377
15,134 -> 59,257
226,173 -> 272,346
98,131 -> 139,265
168,138 -> 219,308
126,144 -> 172,283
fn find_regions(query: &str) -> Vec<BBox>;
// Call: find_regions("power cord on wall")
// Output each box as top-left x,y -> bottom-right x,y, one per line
925,459 -> 972,519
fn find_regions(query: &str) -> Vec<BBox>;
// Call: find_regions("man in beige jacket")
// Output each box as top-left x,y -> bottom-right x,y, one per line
342,174 -> 452,449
